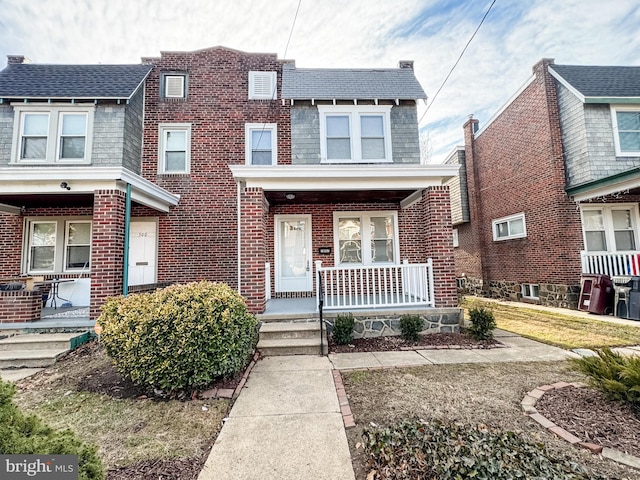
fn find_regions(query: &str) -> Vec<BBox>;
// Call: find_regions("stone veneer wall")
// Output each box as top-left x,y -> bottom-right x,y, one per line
323,308 -> 462,338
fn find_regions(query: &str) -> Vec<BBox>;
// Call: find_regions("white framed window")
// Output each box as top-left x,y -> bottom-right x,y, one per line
333,211 -> 399,265
611,106 -> 640,156
581,204 -> 639,252
318,105 -> 392,163
452,228 -> 459,248
161,73 -> 187,98
521,283 -> 540,300
158,123 -> 191,174
12,105 -> 94,164
245,123 -> 277,165
249,71 -> 277,100
492,213 -> 526,241
24,217 -> 92,274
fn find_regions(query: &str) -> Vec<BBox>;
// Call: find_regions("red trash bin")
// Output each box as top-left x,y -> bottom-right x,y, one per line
579,274 -> 614,315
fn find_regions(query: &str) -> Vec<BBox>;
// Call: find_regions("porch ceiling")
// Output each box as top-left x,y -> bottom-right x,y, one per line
0,193 -> 95,210
266,189 -> 415,205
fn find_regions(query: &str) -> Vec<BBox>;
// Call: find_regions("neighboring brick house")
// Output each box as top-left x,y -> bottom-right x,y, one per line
449,58 -> 640,309
0,47 -> 460,322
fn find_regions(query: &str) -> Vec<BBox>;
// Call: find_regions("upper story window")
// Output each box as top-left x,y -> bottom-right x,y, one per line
612,106 -> 640,156
12,105 -> 93,164
245,123 -> 277,165
318,105 -> 392,163
161,72 -> 187,99
334,211 -> 399,265
492,213 -> 526,241
158,123 -> 191,174
581,204 -> 638,252
248,71 -> 277,100
25,218 -> 91,274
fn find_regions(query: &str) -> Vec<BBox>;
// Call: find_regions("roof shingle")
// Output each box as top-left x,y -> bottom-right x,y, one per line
281,63 -> 426,100
0,63 -> 152,99
550,64 -> 640,98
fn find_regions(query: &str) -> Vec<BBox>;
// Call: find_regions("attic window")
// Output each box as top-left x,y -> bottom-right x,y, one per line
249,71 -> 277,100
161,73 -> 187,99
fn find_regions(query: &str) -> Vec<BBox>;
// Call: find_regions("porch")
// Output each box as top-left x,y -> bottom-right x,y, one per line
580,251 -> 640,277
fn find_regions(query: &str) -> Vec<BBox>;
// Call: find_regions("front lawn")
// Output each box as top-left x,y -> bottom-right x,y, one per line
462,297 -> 640,349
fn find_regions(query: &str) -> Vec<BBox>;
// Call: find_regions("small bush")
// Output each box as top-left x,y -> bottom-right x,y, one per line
97,281 -> 259,395
572,347 -> 640,407
0,380 -> 104,479
399,314 -> 423,342
467,306 -> 496,340
332,313 -> 355,345
363,418 -> 600,480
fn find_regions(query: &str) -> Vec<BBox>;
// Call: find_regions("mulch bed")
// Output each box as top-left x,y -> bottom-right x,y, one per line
107,457 -> 206,480
329,331 -> 500,353
534,385 -> 640,458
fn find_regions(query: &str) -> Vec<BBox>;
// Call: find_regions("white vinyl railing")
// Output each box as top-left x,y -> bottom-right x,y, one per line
315,259 -> 434,310
580,251 -> 640,277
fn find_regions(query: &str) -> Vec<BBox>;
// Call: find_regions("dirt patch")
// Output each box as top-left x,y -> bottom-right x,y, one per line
342,362 -> 640,480
536,385 -> 640,458
329,330 -> 499,353
107,456 -> 206,480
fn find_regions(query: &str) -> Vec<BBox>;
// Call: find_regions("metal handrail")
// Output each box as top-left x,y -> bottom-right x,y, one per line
318,271 -> 326,356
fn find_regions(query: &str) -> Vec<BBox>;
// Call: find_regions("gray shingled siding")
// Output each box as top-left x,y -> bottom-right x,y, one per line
91,104 -> 126,167
390,105 -> 420,164
0,105 -> 13,166
290,104 -> 420,165
444,149 -> 469,225
122,88 -> 144,173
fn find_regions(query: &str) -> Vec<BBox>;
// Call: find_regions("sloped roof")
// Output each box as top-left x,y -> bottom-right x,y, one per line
281,63 -> 426,100
550,64 -> 640,99
0,63 -> 152,99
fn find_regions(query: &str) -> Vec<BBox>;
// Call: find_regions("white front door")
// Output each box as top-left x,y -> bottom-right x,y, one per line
128,220 -> 157,286
275,215 -> 312,292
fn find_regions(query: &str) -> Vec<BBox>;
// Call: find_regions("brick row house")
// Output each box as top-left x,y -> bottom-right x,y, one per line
0,46 -> 460,325
448,59 -> 640,309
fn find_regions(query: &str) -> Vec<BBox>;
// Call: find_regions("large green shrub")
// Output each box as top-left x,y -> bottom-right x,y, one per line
467,306 -> 497,340
572,347 -> 640,407
399,314 -> 423,342
97,281 -> 259,394
363,418 -> 600,480
332,313 -> 355,345
0,380 -> 104,479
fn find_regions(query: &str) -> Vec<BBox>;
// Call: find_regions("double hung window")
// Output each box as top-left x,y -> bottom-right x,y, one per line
612,106 -> 640,156
581,205 -> 638,252
245,123 -> 277,165
158,124 -> 191,173
26,218 -> 91,273
334,212 -> 398,265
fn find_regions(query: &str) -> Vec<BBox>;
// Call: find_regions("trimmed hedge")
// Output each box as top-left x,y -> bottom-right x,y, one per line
467,306 -> 497,340
399,314 -> 423,342
363,418 -> 600,480
0,380 -> 104,480
97,281 -> 259,395
332,313 -> 355,345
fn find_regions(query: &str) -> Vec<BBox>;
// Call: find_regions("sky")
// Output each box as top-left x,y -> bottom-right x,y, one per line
2,0 -> 640,163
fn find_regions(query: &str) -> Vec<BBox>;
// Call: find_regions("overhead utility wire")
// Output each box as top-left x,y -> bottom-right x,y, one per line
418,0 -> 497,125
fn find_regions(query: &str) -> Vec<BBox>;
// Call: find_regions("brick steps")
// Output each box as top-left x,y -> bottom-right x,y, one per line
258,321 -> 327,356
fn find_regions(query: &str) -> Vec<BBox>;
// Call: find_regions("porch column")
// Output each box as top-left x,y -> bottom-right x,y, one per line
423,186 -> 457,308
240,186 -> 268,313
0,212 -> 23,276
90,189 -> 126,321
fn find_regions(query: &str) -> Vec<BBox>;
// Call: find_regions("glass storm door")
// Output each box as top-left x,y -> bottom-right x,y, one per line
275,215 -> 312,292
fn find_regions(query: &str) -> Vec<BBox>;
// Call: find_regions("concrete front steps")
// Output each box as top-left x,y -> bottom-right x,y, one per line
0,332 -> 91,369
258,321 -> 327,356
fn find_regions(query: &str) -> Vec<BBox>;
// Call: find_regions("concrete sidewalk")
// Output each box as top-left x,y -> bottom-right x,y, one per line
198,355 -> 355,480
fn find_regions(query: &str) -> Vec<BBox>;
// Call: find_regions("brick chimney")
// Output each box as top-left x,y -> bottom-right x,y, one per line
398,60 -> 414,70
7,55 -> 27,65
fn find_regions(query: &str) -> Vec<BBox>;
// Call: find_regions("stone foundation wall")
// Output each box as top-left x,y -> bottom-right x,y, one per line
324,308 -> 462,338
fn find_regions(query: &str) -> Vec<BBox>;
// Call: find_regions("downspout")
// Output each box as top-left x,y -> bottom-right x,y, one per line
123,183 -> 131,296
237,181 -> 242,296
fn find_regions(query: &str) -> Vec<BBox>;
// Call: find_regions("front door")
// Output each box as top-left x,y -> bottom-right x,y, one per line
275,215 -> 312,292
128,219 -> 157,286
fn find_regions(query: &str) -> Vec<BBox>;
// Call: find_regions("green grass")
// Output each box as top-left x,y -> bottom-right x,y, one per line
462,297 -> 640,349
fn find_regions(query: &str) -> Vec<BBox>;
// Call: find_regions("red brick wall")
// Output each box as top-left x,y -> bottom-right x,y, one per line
141,47 -> 290,291
0,290 -> 42,323
90,190 -> 126,320
459,59 -> 584,289
0,213 -> 23,278
239,187 -> 268,312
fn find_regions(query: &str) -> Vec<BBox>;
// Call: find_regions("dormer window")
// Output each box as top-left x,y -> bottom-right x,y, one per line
612,106 -> 640,156
249,71 -> 277,100
161,73 -> 187,99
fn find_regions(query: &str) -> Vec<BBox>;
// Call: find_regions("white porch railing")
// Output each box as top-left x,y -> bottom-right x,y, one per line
580,251 -> 640,277
315,259 -> 434,310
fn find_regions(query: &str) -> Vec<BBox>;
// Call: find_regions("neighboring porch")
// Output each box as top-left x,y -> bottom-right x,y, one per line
581,251 -> 640,277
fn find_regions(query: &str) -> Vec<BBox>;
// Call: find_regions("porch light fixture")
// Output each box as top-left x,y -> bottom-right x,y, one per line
60,182 -> 70,191
285,193 -> 295,200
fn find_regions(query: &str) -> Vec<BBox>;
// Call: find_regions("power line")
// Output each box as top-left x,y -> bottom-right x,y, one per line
418,0 -> 497,125
283,0 -> 302,59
